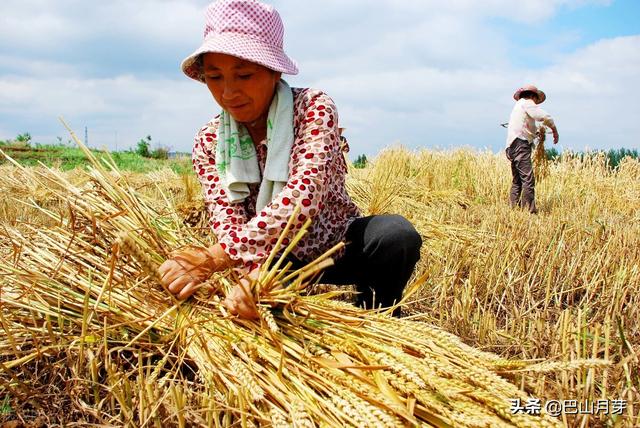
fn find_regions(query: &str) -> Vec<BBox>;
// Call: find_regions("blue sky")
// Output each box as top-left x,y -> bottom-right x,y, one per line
496,0 -> 640,68
0,0 -> 638,157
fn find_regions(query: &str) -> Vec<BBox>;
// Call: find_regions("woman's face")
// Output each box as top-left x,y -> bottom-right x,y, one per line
201,52 -> 281,124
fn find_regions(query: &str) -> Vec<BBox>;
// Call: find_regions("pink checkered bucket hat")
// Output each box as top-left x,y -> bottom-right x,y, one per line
181,0 -> 298,82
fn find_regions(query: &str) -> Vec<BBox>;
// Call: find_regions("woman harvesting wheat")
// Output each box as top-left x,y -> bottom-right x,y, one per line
158,0 -> 421,318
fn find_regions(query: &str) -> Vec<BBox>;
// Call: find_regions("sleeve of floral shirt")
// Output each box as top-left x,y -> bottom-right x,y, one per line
192,91 -> 342,268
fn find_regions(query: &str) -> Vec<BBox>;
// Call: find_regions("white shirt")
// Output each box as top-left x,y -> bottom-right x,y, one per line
506,98 -> 556,148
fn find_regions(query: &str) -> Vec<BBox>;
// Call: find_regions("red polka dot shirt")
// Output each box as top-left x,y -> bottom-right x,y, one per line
192,88 -> 361,267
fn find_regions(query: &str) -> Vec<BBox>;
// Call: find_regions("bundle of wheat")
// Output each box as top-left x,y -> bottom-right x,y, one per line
533,126 -> 549,181
0,127 -> 601,427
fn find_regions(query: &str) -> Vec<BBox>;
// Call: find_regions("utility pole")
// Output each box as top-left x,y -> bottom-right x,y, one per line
115,131 -> 118,152
84,126 -> 88,147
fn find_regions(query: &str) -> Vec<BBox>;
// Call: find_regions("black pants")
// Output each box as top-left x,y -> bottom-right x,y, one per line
289,215 -> 422,316
506,138 -> 537,214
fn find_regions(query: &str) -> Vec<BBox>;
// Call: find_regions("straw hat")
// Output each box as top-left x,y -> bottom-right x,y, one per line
181,0 -> 298,83
513,84 -> 546,104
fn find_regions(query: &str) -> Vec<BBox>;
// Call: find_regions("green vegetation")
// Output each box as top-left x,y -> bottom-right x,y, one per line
353,153 -> 368,168
0,140 -> 191,174
544,147 -> 560,161
135,135 -> 170,160
135,135 -> 152,157
14,132 -> 32,146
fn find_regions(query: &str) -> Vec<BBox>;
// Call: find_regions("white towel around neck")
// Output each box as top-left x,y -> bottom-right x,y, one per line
215,80 -> 294,212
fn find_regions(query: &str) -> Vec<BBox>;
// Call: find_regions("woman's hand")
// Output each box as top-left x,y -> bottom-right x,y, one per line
223,267 -> 260,319
158,244 -> 233,300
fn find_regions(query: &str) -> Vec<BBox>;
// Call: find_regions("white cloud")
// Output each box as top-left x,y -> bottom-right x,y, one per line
276,0 -> 611,25
299,35 -> 640,154
447,0 -> 612,23
0,0 -> 205,48
535,36 -> 640,149
0,74 -> 216,151
0,0 -> 636,155
0,55 -> 80,79
0,1 -> 77,49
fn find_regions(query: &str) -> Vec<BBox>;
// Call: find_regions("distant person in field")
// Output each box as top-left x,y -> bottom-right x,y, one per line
505,84 -> 559,214
157,0 -> 421,317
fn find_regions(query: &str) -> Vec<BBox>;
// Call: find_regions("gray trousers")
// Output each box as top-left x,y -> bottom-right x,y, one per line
506,138 -> 537,213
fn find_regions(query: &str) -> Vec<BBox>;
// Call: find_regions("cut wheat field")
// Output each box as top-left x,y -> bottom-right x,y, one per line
0,141 -> 638,427
348,147 -> 640,426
